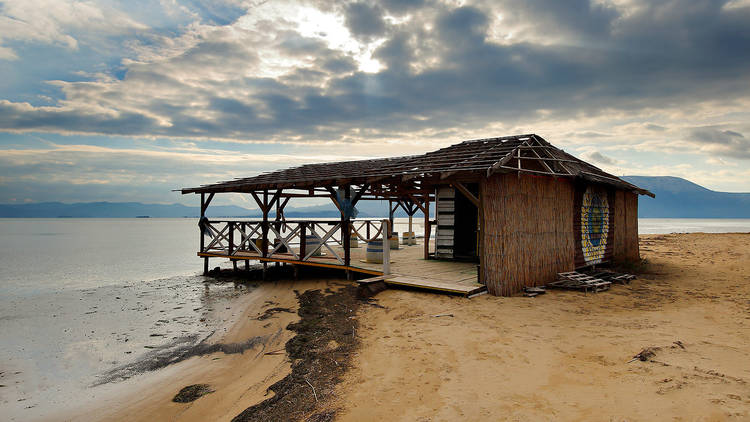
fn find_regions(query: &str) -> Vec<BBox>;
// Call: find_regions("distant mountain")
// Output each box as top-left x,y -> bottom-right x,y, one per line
0,202 -> 255,218
623,176 -> 750,218
0,200 -> 429,218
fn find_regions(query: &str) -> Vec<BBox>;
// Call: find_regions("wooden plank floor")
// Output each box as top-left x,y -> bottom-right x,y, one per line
199,239 -> 486,296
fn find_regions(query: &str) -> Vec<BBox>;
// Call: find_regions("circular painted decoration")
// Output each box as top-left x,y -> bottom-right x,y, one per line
580,188 -> 609,264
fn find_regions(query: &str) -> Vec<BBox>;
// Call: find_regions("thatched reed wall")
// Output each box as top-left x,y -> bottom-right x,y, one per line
613,191 -> 640,263
480,174 -> 575,296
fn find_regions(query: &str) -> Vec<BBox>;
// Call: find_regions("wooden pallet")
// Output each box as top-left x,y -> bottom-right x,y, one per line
587,271 -> 636,284
549,271 -> 611,293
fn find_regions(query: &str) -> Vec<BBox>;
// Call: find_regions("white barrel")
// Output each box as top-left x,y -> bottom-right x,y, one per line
305,234 -> 323,256
366,240 -> 384,263
349,234 -> 359,248
389,233 -> 399,250
403,231 -> 416,245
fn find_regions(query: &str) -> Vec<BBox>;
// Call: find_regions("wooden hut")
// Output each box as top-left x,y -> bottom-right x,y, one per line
182,134 -> 652,296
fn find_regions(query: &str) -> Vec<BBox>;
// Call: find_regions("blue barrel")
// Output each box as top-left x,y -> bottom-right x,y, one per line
366,240 -> 384,263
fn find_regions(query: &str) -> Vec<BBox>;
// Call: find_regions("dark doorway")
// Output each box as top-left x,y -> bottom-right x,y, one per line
453,183 -> 479,260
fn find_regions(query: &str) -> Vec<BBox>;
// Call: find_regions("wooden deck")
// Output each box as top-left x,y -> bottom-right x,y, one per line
199,239 -> 486,297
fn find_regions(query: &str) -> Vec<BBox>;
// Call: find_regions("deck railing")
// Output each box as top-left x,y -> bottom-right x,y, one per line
200,218 -> 390,271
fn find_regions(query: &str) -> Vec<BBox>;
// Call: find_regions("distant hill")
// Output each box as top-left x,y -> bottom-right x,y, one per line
0,200 -> 424,218
623,176 -> 750,218
0,202 -> 256,218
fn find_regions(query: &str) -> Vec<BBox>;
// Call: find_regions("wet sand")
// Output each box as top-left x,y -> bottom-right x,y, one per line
331,233 -> 750,420
58,278 -> 336,422
1,273 -> 256,421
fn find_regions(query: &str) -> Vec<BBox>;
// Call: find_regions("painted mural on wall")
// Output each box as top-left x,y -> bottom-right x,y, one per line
580,187 -> 610,264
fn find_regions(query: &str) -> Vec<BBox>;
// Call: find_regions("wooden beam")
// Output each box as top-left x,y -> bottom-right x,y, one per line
453,182 -> 479,208
201,192 -> 215,215
326,186 -> 344,214
250,191 -> 265,212
423,193 -> 431,260
267,189 -> 282,211
407,193 -> 427,214
350,183 -> 369,206
486,150 -> 516,177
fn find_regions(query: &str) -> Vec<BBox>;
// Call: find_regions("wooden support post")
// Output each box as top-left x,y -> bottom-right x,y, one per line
366,221 -> 371,239
343,185 -> 351,267
424,194 -> 431,260
382,219 -> 390,275
245,260 -> 249,271
200,193 -> 205,255
261,190 -> 269,280
262,191 -> 269,255
203,256 -> 209,275
228,221 -> 234,256
300,222 -> 307,259
388,200 -> 395,237
478,188 -> 485,285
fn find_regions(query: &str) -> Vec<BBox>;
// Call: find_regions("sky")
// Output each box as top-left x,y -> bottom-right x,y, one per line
1,0 -> 749,208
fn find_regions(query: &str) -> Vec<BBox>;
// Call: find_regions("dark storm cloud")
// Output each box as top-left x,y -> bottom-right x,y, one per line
1,0 -> 750,143
380,0 -> 426,15
343,2 -> 387,40
687,127 -> 750,159
497,0 -> 618,40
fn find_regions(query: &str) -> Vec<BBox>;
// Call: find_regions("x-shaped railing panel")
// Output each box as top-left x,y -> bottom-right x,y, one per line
304,223 -> 343,264
204,223 -> 230,251
234,223 -> 262,255
268,224 -> 301,259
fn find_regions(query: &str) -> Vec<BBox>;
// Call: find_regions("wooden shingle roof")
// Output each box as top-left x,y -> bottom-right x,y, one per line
181,134 -> 653,197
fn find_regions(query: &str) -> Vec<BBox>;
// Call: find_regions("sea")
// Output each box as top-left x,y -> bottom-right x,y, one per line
1,217 -> 749,420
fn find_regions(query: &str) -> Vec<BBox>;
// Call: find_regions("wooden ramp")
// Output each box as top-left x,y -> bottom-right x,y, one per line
383,274 -> 486,296
358,274 -> 486,297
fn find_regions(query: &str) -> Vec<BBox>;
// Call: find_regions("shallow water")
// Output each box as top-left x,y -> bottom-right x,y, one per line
0,219 -> 251,421
637,218 -> 750,234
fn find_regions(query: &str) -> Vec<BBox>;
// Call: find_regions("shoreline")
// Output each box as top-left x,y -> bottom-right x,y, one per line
58,271 -> 361,422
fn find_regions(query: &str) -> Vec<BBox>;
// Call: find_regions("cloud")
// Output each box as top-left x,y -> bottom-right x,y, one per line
0,0 -> 147,59
2,0 -> 750,200
343,2 -> 387,41
686,127 -> 750,159
581,150 -> 619,165
0,1 -> 750,140
0,0 -> 748,145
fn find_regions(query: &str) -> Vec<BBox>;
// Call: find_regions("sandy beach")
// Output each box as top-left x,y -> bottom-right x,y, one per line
57,232 -> 750,421
334,233 -> 750,420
